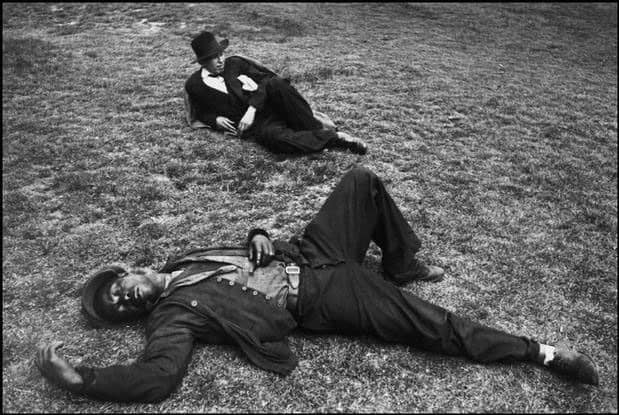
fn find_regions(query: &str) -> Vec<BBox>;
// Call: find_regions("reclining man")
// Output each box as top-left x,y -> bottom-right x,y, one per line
36,167 -> 599,403
184,31 -> 368,155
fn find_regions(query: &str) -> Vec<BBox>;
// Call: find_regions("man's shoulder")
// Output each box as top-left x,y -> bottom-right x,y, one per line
225,55 -> 245,64
226,55 -> 273,72
185,69 -> 203,88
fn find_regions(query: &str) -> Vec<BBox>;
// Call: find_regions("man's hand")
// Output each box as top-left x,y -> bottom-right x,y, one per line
248,234 -> 274,267
237,106 -> 256,138
216,116 -> 237,135
36,341 -> 84,393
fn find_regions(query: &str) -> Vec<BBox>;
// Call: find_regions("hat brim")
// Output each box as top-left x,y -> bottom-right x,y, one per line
192,38 -> 229,64
81,268 -> 123,328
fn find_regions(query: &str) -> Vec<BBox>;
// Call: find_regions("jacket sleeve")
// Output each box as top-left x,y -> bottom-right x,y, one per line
225,56 -> 277,112
247,79 -> 269,112
245,56 -> 277,112
75,318 -> 195,402
184,77 -> 219,129
183,89 -> 210,130
222,321 -> 298,376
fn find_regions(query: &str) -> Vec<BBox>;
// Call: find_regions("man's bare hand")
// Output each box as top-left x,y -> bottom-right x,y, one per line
216,116 -> 237,135
36,341 -> 83,393
248,234 -> 274,267
237,106 -> 256,137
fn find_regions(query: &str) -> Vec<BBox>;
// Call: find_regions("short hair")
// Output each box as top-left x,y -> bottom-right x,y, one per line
92,277 -> 126,323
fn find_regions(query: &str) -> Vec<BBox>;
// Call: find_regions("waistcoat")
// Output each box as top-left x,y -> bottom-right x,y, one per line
159,254 -> 291,309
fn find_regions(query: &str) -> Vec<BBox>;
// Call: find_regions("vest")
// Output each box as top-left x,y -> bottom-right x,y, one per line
159,252 -> 292,309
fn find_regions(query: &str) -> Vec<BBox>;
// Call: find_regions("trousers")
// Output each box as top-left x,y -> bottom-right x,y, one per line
248,77 -> 338,154
296,168 -> 539,363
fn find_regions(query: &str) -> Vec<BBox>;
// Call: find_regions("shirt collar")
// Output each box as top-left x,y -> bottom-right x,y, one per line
165,272 -> 178,289
202,68 -> 221,78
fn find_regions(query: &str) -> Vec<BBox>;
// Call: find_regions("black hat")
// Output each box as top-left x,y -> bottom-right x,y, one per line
191,31 -> 229,64
81,265 -> 127,328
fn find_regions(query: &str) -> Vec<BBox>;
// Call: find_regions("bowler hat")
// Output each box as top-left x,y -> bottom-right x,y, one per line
81,265 -> 127,328
191,31 -> 229,64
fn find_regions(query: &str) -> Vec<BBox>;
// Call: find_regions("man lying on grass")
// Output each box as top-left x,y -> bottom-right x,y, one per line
36,168 -> 598,403
184,31 -> 367,155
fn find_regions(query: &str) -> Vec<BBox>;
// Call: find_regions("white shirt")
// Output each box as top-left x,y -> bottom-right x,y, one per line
201,68 -> 228,94
201,70 -> 259,94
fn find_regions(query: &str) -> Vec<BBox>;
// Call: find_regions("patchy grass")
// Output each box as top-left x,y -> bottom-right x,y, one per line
2,2 -> 617,413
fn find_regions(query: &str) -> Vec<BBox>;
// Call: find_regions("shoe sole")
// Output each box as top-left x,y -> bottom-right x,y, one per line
416,273 -> 444,283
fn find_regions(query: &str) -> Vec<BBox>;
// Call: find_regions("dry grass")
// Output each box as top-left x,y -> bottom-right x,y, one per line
2,2 -> 617,413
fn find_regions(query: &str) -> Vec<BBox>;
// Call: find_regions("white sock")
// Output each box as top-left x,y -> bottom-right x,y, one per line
539,344 -> 556,366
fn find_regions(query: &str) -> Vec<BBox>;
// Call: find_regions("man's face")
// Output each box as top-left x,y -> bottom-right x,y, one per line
201,52 -> 224,74
99,268 -> 163,321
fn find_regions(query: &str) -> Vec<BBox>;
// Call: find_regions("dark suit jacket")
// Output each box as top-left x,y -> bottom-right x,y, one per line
75,230 -> 309,403
184,55 -> 277,129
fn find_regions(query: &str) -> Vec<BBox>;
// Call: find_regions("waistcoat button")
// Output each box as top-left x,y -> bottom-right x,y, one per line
242,286 -> 248,291
265,295 -> 271,300
229,280 -> 234,286
252,290 -> 258,296
191,300 -> 198,307
216,277 -> 223,282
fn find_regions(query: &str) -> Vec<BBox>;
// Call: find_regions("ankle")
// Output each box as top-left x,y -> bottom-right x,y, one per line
538,343 -> 556,366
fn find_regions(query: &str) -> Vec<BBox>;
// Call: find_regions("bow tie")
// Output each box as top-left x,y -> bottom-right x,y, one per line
208,73 -> 223,78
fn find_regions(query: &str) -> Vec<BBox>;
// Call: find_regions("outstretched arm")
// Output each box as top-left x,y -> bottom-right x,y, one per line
36,341 -> 84,393
36,324 -> 195,403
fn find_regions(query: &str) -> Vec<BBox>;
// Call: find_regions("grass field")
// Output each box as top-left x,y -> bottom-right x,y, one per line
2,2 -> 617,413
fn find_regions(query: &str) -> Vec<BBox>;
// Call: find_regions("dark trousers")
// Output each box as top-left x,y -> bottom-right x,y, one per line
296,168 -> 539,363
249,77 -> 338,154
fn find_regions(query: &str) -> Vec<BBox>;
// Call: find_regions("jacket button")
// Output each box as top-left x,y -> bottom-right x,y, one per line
252,290 -> 258,296
191,300 -> 198,307
228,280 -> 234,286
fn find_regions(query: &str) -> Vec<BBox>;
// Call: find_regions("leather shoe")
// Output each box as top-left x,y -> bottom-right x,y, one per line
414,263 -> 445,282
336,132 -> 368,155
547,348 -> 599,385
390,262 -> 445,285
